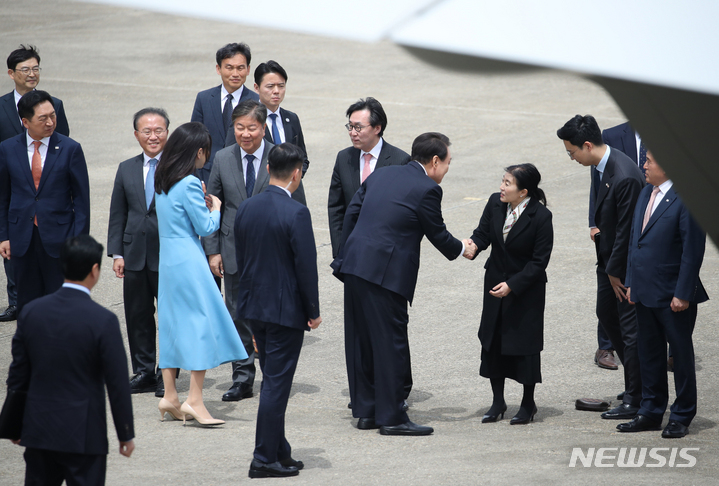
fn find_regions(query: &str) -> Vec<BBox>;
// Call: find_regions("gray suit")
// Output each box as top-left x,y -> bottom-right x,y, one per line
204,141 -> 273,385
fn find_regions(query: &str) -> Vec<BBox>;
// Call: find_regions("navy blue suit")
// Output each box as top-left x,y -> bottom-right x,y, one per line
0,131 -> 90,311
191,85 -> 259,185
234,185 -> 319,464
626,184 -> 708,426
263,107 -> 309,205
6,286 -> 134,484
331,161 -> 462,426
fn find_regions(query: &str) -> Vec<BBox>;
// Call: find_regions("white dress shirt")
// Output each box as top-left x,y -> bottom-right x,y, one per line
267,107 -> 285,144
240,140 -> 265,184
220,85 -> 243,112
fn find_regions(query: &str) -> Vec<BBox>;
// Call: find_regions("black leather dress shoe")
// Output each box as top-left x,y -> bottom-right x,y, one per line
248,459 -> 299,478
601,403 -> 639,420
617,414 -> 662,432
401,400 -> 409,412
357,418 -> 379,430
222,383 -> 253,402
0,305 -> 17,322
617,391 -> 626,401
348,401 -> 352,409
279,457 -> 304,470
379,421 -> 433,436
129,373 -> 157,394
662,421 -> 688,438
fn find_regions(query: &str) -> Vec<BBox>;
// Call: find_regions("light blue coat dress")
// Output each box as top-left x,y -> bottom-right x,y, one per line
156,175 -> 247,370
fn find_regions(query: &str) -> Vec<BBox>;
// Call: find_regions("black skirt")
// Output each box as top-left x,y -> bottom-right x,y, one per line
479,309 -> 542,384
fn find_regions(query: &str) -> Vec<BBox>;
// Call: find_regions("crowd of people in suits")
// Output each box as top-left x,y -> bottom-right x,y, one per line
0,41 -> 709,484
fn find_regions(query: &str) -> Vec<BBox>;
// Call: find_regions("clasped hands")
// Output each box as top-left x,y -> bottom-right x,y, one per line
462,239 -> 478,259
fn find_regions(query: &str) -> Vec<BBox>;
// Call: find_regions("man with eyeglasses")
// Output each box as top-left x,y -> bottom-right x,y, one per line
107,108 -> 169,395
0,45 -> 70,323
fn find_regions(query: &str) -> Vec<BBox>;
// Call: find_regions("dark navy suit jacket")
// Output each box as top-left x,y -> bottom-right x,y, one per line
0,91 -> 69,143
331,161 -> 462,304
626,185 -> 708,307
233,185 -> 319,330
262,107 -> 310,175
6,286 -> 134,455
0,131 -> 90,258
191,85 -> 259,184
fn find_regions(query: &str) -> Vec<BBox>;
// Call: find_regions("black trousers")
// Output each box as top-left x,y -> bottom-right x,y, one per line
251,319 -> 304,464
124,266 -> 158,376
14,226 -> 63,313
596,265 -> 642,406
224,271 -> 256,386
24,448 -> 106,486
344,275 -> 410,426
3,255 -> 17,305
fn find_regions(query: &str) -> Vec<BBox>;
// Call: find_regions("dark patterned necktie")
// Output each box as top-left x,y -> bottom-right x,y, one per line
223,93 -> 233,132
245,154 -> 256,197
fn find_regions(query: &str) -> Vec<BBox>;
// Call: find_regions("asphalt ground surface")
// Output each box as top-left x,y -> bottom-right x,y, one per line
1,1 -> 718,484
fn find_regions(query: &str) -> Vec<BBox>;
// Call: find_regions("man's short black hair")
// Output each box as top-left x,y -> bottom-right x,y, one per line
411,132 -> 451,164
254,60 -> 288,86
556,114 -> 604,147
133,107 -> 170,131
7,44 -> 40,70
61,235 -> 103,281
216,43 -> 251,66
232,99 -> 267,125
17,90 -> 54,121
268,143 -> 304,179
346,97 -> 387,137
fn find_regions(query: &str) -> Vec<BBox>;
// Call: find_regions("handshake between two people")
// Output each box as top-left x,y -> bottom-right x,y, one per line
461,238 -> 478,260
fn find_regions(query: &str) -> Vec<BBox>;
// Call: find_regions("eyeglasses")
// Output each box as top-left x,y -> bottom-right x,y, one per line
566,148 -> 578,158
15,67 -> 41,75
345,123 -> 369,133
138,128 -> 167,137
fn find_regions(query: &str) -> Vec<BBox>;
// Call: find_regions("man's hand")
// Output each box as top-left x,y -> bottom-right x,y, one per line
608,274 -> 628,302
0,240 -> 10,260
208,254 -> 224,278
671,297 -> 689,312
113,258 -> 125,278
489,282 -> 511,298
462,239 -> 477,259
308,316 -> 322,329
11,439 -> 20,445
119,440 -> 134,457
590,228 -> 600,242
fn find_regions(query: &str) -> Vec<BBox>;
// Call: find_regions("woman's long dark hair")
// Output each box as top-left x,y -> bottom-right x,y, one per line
505,163 -> 547,206
155,122 -> 212,194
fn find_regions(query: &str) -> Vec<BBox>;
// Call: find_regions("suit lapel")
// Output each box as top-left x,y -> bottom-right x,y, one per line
622,124 -> 637,162
13,136 -> 35,190
641,188 -> 677,236
254,142 -> 272,195
376,140 -> 393,169
595,157 -> 614,215
132,155 -> 147,210
493,200 -> 507,249
229,145 -> 248,199
37,134 -> 61,193
210,86 -> 224,135
1,94 -> 22,134
505,201 -> 535,246
347,148 -> 361,192
280,109 -> 298,145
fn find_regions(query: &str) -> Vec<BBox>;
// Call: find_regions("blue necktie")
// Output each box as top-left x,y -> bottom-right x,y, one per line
269,113 -> 282,144
145,158 -> 157,209
245,154 -> 256,197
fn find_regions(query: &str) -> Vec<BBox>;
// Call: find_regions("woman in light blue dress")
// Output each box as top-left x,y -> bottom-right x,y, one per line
154,122 -> 247,426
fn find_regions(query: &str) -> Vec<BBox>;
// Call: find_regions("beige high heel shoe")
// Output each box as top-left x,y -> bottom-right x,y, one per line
158,398 -> 193,422
179,402 -> 225,426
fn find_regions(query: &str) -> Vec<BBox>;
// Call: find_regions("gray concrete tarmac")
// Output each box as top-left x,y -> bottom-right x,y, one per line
1,1 -> 718,484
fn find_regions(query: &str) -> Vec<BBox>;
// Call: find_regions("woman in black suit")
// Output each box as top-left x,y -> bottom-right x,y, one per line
470,163 -> 553,424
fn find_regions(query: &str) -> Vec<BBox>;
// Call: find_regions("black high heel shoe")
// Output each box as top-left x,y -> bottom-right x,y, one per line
510,405 -> 537,425
481,402 -> 508,423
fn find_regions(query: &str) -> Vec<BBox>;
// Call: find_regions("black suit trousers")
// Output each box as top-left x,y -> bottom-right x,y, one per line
635,303 -> 697,425
14,226 -> 63,312
124,266 -> 158,375
24,447 -> 106,486
596,265 -> 642,406
344,275 -> 410,426
251,319 -> 304,464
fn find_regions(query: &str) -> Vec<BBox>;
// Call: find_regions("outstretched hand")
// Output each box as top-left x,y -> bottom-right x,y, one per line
462,239 -> 478,259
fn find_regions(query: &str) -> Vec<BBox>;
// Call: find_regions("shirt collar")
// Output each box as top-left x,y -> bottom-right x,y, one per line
596,145 -> 611,174
362,138 -> 383,159
656,179 -> 673,194
143,152 -> 162,165
267,107 -> 281,117
26,132 -> 50,147
62,282 -> 91,296
13,89 -> 23,107
240,140 -> 265,161
221,84 -> 243,102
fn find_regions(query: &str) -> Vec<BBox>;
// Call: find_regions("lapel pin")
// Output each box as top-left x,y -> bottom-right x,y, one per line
285,118 -> 290,123
605,183 -> 609,187
55,146 -> 59,149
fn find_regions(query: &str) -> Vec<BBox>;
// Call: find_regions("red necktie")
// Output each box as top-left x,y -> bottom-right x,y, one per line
32,141 -> 42,226
361,153 -> 372,183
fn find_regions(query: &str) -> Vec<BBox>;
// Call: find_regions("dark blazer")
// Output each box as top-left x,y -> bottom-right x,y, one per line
6,286 -> 134,455
191,85 -> 259,184
470,194 -> 553,355
0,91 -> 69,143
203,141 -> 272,275
0,132 -> 90,258
107,154 -> 159,271
263,107 -> 310,175
626,185 -> 708,307
234,185 -> 320,329
593,148 -> 644,279
327,140 -> 410,257
331,161 -> 462,304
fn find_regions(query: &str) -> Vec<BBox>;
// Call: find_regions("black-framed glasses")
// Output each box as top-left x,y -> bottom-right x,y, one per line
345,123 -> 368,133
15,67 -> 41,75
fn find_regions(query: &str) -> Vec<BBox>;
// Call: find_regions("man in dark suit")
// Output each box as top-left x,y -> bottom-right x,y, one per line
618,151 -> 708,439
253,60 -> 308,206
328,97 -> 410,258
234,143 -> 321,478
205,100 -> 274,402
589,122 -> 646,370
0,90 -> 89,313
191,43 -> 259,186
558,115 -> 644,420
331,132 -> 474,436
0,45 -> 70,323
107,108 -> 168,395
6,235 -> 134,485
